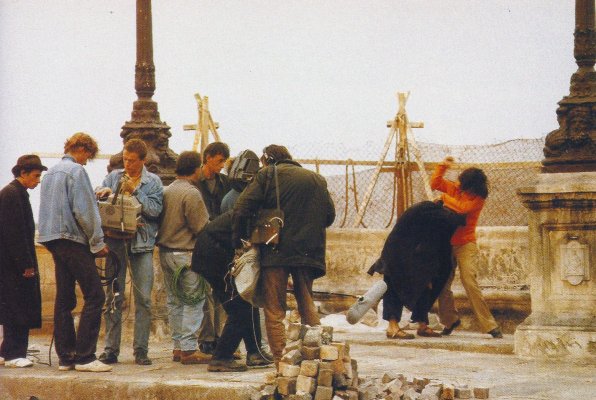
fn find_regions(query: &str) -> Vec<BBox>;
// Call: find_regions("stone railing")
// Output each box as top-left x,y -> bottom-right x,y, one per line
32,226 -> 530,335
318,226 -> 530,295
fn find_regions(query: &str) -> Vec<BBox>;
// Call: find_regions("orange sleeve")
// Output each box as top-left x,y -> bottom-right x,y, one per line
430,164 -> 459,198
441,192 -> 484,214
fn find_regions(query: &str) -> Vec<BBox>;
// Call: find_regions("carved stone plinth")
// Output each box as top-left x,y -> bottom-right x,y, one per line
516,172 -> 596,359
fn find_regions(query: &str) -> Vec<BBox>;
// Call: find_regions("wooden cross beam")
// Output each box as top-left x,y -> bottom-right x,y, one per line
351,92 -> 425,228
183,93 -> 221,154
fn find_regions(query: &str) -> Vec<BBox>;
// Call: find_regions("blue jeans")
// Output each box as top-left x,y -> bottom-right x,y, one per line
159,250 -> 205,352
103,239 -> 154,356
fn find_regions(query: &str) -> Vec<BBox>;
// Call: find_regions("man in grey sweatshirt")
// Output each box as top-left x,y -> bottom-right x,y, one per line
157,151 -> 211,365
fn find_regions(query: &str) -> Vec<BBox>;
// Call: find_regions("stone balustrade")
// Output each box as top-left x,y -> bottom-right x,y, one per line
31,226 -> 531,336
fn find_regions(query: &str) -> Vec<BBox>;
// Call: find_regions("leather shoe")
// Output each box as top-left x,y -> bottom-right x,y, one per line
386,329 -> 415,340
208,358 -> 248,372
489,327 -> 503,339
199,341 -> 216,355
246,349 -> 274,367
417,326 -> 442,337
441,319 -> 461,336
172,349 -> 181,362
134,351 -> 152,365
180,350 -> 211,365
98,351 -> 118,364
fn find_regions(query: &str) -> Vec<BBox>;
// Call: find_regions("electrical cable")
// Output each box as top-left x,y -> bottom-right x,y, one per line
171,263 -> 208,305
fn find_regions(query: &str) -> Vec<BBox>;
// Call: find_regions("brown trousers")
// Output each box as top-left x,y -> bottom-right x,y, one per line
438,242 -> 498,333
261,266 -> 320,362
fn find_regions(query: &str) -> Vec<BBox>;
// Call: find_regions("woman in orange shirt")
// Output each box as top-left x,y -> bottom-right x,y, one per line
430,156 -> 502,339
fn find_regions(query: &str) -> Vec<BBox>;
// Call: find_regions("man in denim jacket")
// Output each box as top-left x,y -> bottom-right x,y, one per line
95,139 -> 163,365
38,132 -> 112,372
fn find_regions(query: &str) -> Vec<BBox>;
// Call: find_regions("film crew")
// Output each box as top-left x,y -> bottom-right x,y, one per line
94,139 -> 163,365
191,149 -> 273,372
195,142 -> 231,356
38,132 -> 112,372
157,151 -> 211,365
430,156 -> 503,338
366,201 -> 466,339
232,145 -> 335,368
0,155 -> 47,368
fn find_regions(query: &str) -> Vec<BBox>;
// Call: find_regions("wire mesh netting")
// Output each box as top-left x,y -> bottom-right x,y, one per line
290,136 -> 544,229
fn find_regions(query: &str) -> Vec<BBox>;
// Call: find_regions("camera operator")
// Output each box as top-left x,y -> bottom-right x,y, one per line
95,139 -> 163,365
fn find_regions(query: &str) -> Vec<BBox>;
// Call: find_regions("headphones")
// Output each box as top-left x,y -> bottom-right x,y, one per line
262,149 -> 276,165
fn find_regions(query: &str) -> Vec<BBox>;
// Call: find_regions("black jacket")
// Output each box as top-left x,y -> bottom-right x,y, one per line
196,172 -> 230,220
191,211 -> 235,281
368,201 -> 465,310
0,180 -> 42,328
232,160 -> 335,278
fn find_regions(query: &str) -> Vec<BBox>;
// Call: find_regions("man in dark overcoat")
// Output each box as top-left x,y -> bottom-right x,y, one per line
0,155 -> 46,368
368,200 -> 465,338
232,144 -> 335,367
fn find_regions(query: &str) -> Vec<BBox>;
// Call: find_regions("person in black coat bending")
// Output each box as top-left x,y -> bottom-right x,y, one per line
0,155 -> 47,368
191,149 -> 272,372
368,201 -> 465,339
191,211 -> 273,372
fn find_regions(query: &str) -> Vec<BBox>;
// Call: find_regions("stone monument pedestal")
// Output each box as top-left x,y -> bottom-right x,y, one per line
516,172 -> 596,359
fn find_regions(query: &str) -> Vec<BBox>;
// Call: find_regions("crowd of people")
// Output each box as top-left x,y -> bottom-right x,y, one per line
0,132 -> 502,374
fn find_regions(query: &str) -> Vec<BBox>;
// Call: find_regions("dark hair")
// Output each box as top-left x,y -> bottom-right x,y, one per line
203,142 -> 230,161
262,144 -> 292,165
64,132 -> 99,159
176,151 -> 202,176
458,167 -> 488,199
124,138 -> 148,160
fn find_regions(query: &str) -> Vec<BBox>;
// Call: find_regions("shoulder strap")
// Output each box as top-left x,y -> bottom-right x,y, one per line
274,165 -> 280,211
261,165 -> 281,211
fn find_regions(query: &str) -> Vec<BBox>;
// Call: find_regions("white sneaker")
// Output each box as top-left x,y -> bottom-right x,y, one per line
4,358 -> 33,368
74,359 -> 112,372
58,364 -> 75,371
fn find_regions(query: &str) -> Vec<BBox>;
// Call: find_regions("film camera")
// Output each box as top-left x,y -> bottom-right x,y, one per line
98,193 -> 141,236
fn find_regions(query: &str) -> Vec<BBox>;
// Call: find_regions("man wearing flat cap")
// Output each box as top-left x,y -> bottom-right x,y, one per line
0,155 -> 46,368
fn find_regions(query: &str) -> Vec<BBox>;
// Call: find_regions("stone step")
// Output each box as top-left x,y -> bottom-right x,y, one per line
333,330 -> 514,355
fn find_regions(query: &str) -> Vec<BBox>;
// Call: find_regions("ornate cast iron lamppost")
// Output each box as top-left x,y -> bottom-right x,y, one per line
109,0 -> 177,184
543,0 -> 596,172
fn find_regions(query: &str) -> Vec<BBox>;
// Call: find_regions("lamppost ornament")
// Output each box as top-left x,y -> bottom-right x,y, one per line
109,0 -> 177,184
543,0 -> 596,172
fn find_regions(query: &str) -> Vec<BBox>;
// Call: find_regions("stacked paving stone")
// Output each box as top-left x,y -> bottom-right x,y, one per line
251,323 -> 490,400
355,373 -> 491,400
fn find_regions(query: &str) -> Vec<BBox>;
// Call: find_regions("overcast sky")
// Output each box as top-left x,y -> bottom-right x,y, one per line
0,1 -> 577,186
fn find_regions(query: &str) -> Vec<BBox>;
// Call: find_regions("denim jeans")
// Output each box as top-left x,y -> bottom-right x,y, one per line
45,240 -> 105,365
103,238 -> 154,356
159,250 -> 205,351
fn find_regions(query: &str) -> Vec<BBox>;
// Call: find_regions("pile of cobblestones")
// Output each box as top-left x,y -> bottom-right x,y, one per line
251,323 -> 490,400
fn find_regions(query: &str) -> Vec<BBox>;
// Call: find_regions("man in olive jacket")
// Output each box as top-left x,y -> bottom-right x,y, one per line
232,145 -> 335,365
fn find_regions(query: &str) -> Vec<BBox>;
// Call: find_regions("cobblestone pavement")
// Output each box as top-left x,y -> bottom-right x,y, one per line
0,325 -> 594,400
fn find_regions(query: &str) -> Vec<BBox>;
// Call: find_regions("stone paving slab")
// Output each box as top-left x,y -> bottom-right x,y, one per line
1,331 -> 594,400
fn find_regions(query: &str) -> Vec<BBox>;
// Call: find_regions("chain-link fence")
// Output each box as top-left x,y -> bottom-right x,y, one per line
291,137 -> 544,230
